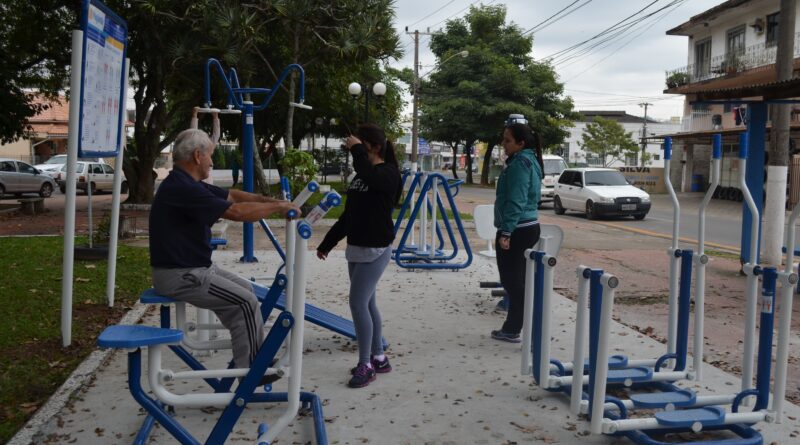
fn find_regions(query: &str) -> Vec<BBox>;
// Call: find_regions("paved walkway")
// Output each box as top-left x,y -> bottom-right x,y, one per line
26,244 -> 800,444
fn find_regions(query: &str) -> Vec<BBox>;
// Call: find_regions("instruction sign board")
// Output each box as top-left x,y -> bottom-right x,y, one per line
418,137 -> 430,155
78,0 -> 127,157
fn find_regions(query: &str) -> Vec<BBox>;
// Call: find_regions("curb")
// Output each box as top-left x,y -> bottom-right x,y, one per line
8,302 -> 152,445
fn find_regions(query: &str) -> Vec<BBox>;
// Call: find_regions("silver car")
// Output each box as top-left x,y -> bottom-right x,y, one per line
0,158 -> 57,198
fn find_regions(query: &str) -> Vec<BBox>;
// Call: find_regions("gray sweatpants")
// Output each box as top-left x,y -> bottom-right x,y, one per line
152,264 -> 265,369
347,248 -> 392,364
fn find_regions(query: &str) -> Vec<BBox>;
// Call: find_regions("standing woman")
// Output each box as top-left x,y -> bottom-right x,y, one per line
316,123 -> 402,388
491,122 -> 544,343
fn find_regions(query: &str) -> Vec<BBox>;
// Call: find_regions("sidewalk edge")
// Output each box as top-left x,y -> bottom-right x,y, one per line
7,302 -> 151,445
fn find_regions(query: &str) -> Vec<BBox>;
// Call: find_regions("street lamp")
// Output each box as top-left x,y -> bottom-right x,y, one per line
348,81 -> 387,124
411,50 -> 468,173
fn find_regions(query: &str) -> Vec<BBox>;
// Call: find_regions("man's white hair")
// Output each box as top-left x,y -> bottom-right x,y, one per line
173,129 -> 213,162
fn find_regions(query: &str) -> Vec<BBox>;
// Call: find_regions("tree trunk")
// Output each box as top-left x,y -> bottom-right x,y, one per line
253,138 -> 269,195
284,24 -> 301,151
464,139 -> 475,184
481,145 -> 494,186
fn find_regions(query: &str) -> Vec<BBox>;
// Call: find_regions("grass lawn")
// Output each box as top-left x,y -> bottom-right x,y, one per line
0,237 -> 151,443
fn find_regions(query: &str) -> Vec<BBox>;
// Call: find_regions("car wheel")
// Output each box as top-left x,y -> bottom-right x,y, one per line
586,200 -> 597,220
89,182 -> 97,195
120,181 -> 128,194
39,183 -> 53,198
554,196 -> 566,215
0,184 -> 5,199
59,185 -> 66,194
633,213 -> 647,220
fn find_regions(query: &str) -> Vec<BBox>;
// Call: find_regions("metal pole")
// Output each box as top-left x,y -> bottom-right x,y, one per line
106,58 -> 130,307
241,100 -> 256,262
61,30 -> 83,347
663,137 -> 680,361
364,86 -> 370,124
410,30 -> 420,173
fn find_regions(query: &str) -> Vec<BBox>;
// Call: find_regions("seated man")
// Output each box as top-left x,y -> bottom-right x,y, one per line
150,128 -> 299,372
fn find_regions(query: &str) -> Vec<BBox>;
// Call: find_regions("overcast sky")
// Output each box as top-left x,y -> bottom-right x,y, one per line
389,0 -> 724,121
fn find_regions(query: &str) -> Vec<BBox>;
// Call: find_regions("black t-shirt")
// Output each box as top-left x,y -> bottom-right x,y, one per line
149,168 -> 232,268
318,144 -> 400,252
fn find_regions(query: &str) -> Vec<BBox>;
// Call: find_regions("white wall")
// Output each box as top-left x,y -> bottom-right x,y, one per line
564,120 -> 680,167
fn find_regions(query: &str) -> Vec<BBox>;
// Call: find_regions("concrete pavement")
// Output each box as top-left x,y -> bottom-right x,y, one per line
26,242 -> 800,444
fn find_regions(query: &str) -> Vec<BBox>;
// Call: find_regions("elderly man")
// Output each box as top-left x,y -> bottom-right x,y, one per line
150,128 -> 298,372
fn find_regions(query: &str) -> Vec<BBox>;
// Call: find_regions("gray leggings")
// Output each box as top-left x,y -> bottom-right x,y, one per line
347,248 -> 392,364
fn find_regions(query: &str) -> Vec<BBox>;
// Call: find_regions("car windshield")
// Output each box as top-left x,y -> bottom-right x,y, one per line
60,163 -> 85,173
44,156 -> 67,164
584,170 -> 628,186
543,159 -> 567,175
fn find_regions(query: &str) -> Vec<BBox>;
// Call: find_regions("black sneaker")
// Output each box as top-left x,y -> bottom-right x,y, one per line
348,363 -> 376,388
371,355 -> 392,374
491,330 -> 521,343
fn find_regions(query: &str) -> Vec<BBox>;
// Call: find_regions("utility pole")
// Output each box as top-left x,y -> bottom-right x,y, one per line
639,102 -> 652,167
763,0 -> 796,266
407,27 -> 435,173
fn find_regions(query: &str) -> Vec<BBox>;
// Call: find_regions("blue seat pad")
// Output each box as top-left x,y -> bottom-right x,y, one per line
98,325 -> 183,348
630,389 -> 696,408
140,288 -> 177,305
606,366 -> 653,383
655,406 -> 726,428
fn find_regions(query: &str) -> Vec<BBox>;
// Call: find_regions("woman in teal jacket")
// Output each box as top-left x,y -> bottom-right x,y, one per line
491,122 -> 544,343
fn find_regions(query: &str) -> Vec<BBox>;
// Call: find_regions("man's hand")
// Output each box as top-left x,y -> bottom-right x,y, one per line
316,250 -> 328,260
279,201 -> 301,219
499,236 -> 511,250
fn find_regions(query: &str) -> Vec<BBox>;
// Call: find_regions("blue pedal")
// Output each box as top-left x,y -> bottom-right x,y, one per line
630,389 -> 696,408
655,406 -> 725,428
98,325 -> 183,349
583,354 -> 628,370
606,366 -> 653,384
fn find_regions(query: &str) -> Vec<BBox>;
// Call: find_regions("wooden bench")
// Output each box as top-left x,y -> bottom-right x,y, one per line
18,197 -> 45,215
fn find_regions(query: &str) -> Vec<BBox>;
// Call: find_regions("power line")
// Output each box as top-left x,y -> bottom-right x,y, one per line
524,0 -> 594,36
407,0 -> 457,29
543,0 -> 662,62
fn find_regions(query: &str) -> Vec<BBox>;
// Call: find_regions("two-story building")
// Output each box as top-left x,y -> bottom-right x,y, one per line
662,0 -> 800,198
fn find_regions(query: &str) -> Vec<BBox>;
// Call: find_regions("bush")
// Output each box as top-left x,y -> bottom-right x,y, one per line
278,149 -> 317,196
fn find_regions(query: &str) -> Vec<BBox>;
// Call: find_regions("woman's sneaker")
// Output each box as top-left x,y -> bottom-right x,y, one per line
350,355 -> 392,374
491,330 -> 521,343
348,363 -> 376,388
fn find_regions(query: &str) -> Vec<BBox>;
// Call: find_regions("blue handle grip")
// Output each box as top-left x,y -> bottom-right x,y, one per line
739,132 -> 749,159
664,137 -> 672,160
307,180 -> 319,192
324,191 -> 342,207
287,209 -> 298,219
297,222 -> 312,239
712,134 -> 722,159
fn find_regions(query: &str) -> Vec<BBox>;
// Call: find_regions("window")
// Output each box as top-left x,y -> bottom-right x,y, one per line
725,25 -> 746,70
654,154 -> 661,161
91,164 -> 104,174
766,12 -> 779,47
585,170 -> 629,186
694,38 -> 712,79
17,162 -> 36,174
0,161 -> 15,172
558,171 -> 574,185
103,164 -> 115,174
544,159 -> 568,175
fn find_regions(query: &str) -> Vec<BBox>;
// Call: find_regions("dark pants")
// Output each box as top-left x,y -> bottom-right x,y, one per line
496,224 -> 541,335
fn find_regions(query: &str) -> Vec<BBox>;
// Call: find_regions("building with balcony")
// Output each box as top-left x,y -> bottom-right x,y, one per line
662,0 -> 800,196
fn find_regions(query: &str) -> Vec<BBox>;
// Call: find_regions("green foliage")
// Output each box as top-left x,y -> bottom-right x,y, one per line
278,149 -> 317,195
415,4 -> 578,185
665,71 -> 689,89
0,1 -> 77,143
0,236 -> 151,442
212,147 -> 227,170
579,116 -> 640,167
93,212 -> 112,246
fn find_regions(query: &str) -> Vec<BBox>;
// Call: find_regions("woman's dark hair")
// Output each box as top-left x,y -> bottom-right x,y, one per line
356,123 -> 402,204
505,122 -> 544,178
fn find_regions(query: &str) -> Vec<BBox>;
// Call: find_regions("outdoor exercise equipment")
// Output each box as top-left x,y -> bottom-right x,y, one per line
98,214 -> 330,444
202,57 -> 312,263
394,172 -> 473,270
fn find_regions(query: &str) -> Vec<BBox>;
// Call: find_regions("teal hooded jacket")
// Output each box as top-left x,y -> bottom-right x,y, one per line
494,149 -> 542,236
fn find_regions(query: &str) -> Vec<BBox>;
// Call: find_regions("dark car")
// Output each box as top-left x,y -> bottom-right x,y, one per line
318,163 -> 342,176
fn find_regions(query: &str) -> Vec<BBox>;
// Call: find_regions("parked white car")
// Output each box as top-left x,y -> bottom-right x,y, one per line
35,155 -> 104,179
55,161 -> 127,194
553,168 -> 650,220
0,158 -> 57,198
540,154 -> 568,205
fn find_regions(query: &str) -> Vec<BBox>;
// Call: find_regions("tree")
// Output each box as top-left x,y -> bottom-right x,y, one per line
579,116 -> 640,167
0,1 -> 78,144
415,4 -> 577,185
